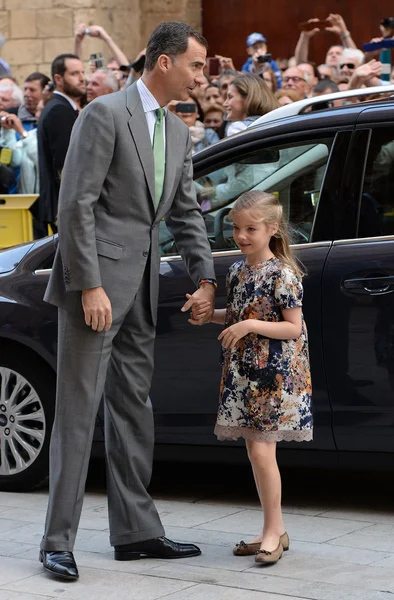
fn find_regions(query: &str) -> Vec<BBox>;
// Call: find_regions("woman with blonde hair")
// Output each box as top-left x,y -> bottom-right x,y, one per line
224,74 -> 279,136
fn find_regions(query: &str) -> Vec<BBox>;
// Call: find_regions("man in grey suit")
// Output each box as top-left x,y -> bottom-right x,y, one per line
39,21 -> 216,580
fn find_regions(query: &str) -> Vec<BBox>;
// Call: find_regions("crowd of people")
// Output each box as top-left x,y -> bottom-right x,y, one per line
0,13 -> 393,236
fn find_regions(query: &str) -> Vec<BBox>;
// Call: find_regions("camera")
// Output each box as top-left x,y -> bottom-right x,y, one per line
380,17 -> 394,29
257,53 -> 272,64
175,102 -> 196,113
89,52 -> 105,69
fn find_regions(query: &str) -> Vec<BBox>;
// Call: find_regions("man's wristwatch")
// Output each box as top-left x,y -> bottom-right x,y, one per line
199,278 -> 217,288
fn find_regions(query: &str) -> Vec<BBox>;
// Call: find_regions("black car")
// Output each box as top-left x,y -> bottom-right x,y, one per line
1,99 -> 394,492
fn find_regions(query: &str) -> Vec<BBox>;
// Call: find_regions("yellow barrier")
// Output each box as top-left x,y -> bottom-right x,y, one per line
0,194 -> 39,249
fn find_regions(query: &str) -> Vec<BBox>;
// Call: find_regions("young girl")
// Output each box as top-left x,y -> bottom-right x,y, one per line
195,190 -> 312,565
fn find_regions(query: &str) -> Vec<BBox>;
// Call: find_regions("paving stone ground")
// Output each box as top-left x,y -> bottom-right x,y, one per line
0,461 -> 393,600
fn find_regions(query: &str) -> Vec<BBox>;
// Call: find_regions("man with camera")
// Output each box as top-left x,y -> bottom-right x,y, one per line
241,32 -> 282,89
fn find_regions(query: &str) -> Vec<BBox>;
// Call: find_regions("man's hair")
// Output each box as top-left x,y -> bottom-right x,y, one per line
0,82 -> 23,106
95,68 -> 119,92
298,61 -> 320,81
25,72 -> 50,90
340,48 -> 365,66
51,53 -> 80,82
313,79 -> 339,94
144,21 -> 207,71
231,74 -> 279,117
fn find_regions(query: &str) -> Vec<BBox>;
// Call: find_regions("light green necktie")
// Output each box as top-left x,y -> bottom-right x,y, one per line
153,108 -> 165,209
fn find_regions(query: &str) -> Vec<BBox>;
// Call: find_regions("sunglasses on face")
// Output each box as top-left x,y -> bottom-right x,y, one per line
282,76 -> 306,83
340,63 -> 355,69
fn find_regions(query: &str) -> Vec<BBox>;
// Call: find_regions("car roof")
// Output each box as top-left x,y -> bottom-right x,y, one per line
193,89 -> 394,168
253,84 -> 394,127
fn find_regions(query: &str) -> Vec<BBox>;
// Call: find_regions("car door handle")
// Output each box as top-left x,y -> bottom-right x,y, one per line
343,275 -> 394,295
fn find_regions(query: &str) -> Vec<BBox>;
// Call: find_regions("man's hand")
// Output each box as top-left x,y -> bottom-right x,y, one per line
86,25 -> 109,41
181,285 -> 215,325
300,19 -> 321,38
354,59 -> 383,81
215,54 -> 235,71
82,286 -> 112,332
75,23 -> 86,40
325,13 -> 348,36
218,321 -> 251,348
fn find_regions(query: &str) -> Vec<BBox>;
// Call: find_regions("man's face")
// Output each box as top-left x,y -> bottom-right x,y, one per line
0,88 -> 15,110
107,59 -> 122,81
318,65 -> 336,81
163,37 -> 206,103
246,42 -> 267,57
57,58 -> 86,99
325,46 -> 343,67
219,75 -> 235,99
203,110 -> 223,131
24,79 -> 43,114
298,63 -> 318,88
86,72 -> 113,103
282,67 -> 310,100
338,55 -> 361,79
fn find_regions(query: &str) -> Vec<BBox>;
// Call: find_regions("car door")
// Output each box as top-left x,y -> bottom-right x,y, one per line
321,119 -> 394,452
152,126 -> 350,451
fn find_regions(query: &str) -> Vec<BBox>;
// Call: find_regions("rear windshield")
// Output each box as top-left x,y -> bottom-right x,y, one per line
0,242 -> 34,274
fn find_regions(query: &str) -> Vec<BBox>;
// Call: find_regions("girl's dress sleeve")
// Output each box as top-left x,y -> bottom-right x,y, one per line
274,268 -> 303,309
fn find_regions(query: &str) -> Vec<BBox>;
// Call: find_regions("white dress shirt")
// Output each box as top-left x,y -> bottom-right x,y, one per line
136,78 -> 166,150
53,90 -> 78,111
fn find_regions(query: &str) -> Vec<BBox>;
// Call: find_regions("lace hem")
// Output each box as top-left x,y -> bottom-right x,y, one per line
214,425 -> 313,443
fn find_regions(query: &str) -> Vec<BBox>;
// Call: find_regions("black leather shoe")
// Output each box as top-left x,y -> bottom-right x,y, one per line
114,536 -> 201,561
39,550 -> 79,580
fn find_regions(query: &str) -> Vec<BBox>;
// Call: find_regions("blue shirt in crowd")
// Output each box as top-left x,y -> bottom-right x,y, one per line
241,57 -> 282,90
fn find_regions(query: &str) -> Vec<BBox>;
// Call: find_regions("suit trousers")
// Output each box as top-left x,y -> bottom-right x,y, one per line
40,268 -> 165,552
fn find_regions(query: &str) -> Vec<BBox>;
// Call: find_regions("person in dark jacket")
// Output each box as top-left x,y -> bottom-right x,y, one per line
35,54 -> 86,238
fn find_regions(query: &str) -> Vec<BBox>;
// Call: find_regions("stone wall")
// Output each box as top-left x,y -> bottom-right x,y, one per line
0,0 -> 202,84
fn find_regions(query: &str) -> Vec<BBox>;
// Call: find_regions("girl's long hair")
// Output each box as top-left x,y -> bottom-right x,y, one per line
229,191 -> 305,279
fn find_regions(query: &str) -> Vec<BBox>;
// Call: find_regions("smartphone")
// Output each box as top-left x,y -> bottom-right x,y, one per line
90,52 -> 105,68
299,19 -> 330,31
207,57 -> 220,77
175,102 -> 197,113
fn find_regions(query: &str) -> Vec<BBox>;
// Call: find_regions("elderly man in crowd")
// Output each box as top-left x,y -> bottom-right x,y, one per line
0,81 -> 23,111
282,66 -> 311,100
86,68 -> 119,103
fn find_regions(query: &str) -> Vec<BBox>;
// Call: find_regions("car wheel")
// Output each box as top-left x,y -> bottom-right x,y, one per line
0,351 -> 55,492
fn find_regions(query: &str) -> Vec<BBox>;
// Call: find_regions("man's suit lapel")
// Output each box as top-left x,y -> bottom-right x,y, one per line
126,84 -> 155,205
158,112 -> 181,215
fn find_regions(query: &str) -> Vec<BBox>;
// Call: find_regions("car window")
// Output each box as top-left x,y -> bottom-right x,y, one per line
159,139 -> 332,257
359,128 -> 394,239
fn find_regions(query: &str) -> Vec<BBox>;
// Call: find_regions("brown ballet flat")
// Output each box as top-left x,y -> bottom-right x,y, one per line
233,532 -> 289,556
255,542 -> 283,565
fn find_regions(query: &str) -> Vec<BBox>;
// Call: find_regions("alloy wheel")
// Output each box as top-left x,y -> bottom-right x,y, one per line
0,367 -> 46,476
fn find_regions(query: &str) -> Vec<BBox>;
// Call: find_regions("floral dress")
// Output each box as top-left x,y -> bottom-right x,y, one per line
214,258 -> 313,443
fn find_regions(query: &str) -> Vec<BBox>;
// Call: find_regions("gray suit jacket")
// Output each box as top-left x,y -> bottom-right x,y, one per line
44,83 -> 215,324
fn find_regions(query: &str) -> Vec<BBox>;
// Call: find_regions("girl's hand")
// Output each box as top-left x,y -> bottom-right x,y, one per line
218,321 -> 251,348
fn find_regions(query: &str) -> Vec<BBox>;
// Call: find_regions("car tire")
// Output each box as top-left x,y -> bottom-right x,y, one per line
0,349 -> 55,492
